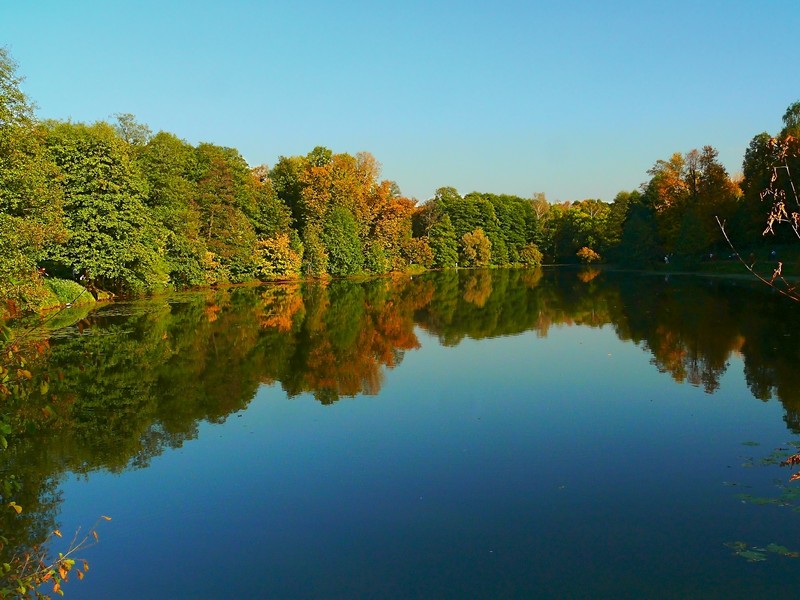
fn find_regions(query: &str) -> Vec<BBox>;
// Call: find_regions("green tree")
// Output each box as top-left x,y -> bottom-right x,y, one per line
519,244 -> 543,267
44,121 -> 168,294
193,143 -> 260,282
428,212 -> 459,268
321,206 -> 364,276
136,131 -> 207,286
0,48 -> 66,312
250,164 -> 293,238
270,155 -> 306,228
619,200 -> 661,266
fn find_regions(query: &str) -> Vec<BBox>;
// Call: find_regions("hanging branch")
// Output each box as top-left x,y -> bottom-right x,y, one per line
718,135 -> 800,301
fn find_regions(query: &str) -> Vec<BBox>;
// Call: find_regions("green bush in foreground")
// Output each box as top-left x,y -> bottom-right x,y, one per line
40,278 -> 95,310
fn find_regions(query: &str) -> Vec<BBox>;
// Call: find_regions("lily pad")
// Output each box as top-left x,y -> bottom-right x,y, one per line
724,541 -> 747,552
737,550 -> 767,562
765,543 -> 800,557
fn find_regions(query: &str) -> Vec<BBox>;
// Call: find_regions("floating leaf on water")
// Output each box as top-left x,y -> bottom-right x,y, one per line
733,493 -> 778,505
765,543 -> 792,555
737,550 -> 767,562
724,541 -> 748,552
751,496 -> 778,505
761,450 -> 794,466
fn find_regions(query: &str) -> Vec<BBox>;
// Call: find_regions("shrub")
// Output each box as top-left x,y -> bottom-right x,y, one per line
577,246 -> 602,264
519,244 -> 543,267
42,278 -> 95,309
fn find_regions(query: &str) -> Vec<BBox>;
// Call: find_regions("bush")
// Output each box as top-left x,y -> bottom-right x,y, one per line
461,228 -> 492,267
321,207 -> 363,276
519,244 -> 543,267
577,247 -> 602,264
40,278 -> 96,310
255,234 -> 303,280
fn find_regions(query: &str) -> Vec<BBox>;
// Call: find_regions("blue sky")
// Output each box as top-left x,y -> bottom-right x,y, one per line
2,1 -> 798,203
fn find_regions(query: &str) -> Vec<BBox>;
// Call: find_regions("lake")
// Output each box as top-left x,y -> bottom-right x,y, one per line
5,267 -> 800,598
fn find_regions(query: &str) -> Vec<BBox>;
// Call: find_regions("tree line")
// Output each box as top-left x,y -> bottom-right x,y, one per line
2,46 -> 798,314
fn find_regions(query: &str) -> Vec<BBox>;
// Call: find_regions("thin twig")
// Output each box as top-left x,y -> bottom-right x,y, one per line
716,216 -> 799,302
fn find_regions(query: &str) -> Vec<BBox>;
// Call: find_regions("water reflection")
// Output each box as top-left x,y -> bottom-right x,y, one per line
3,267 -> 800,572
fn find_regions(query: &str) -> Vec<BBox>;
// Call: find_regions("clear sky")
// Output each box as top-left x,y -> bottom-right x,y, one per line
2,0 -> 798,203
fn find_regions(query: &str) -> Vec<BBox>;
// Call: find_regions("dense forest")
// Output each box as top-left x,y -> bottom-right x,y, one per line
2,46 -> 799,316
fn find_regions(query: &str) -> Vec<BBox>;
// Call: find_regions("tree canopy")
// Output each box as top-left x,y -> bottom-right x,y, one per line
0,46 -> 798,314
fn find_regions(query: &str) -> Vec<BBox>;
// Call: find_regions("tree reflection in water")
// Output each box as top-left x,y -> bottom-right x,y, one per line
3,267 -> 800,574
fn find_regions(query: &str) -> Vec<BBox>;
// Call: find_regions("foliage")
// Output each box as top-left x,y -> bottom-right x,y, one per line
401,237 -> 434,270
461,228 -> 492,267
3,44 -> 800,312
321,207 -> 364,276
719,103 -> 800,301
135,131 -> 206,287
426,212 -> 459,268
40,279 -> 95,311
0,333 -> 110,598
519,244 -> 543,267
255,234 -> 303,280
1,517 -> 110,599
576,246 -> 601,264
0,49 -> 66,314
193,143 -> 261,283
44,121 -> 170,295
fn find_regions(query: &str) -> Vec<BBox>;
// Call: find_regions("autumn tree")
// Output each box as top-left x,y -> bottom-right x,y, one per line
461,228 -> 492,267
642,146 -> 740,262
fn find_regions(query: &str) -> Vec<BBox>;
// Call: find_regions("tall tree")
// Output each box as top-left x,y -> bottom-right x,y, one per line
136,131 -> 206,286
0,49 -> 66,310
45,121 -> 167,294
193,143 -> 260,282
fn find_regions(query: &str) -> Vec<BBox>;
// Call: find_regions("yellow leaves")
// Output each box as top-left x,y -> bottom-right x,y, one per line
255,234 -> 303,280
92,530 -> 99,541
77,570 -> 84,580
8,502 -> 22,514
16,368 -> 32,379
53,529 -> 62,538
101,515 -> 112,521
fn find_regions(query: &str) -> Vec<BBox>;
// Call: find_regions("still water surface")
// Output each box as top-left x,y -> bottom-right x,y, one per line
8,268 -> 800,598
